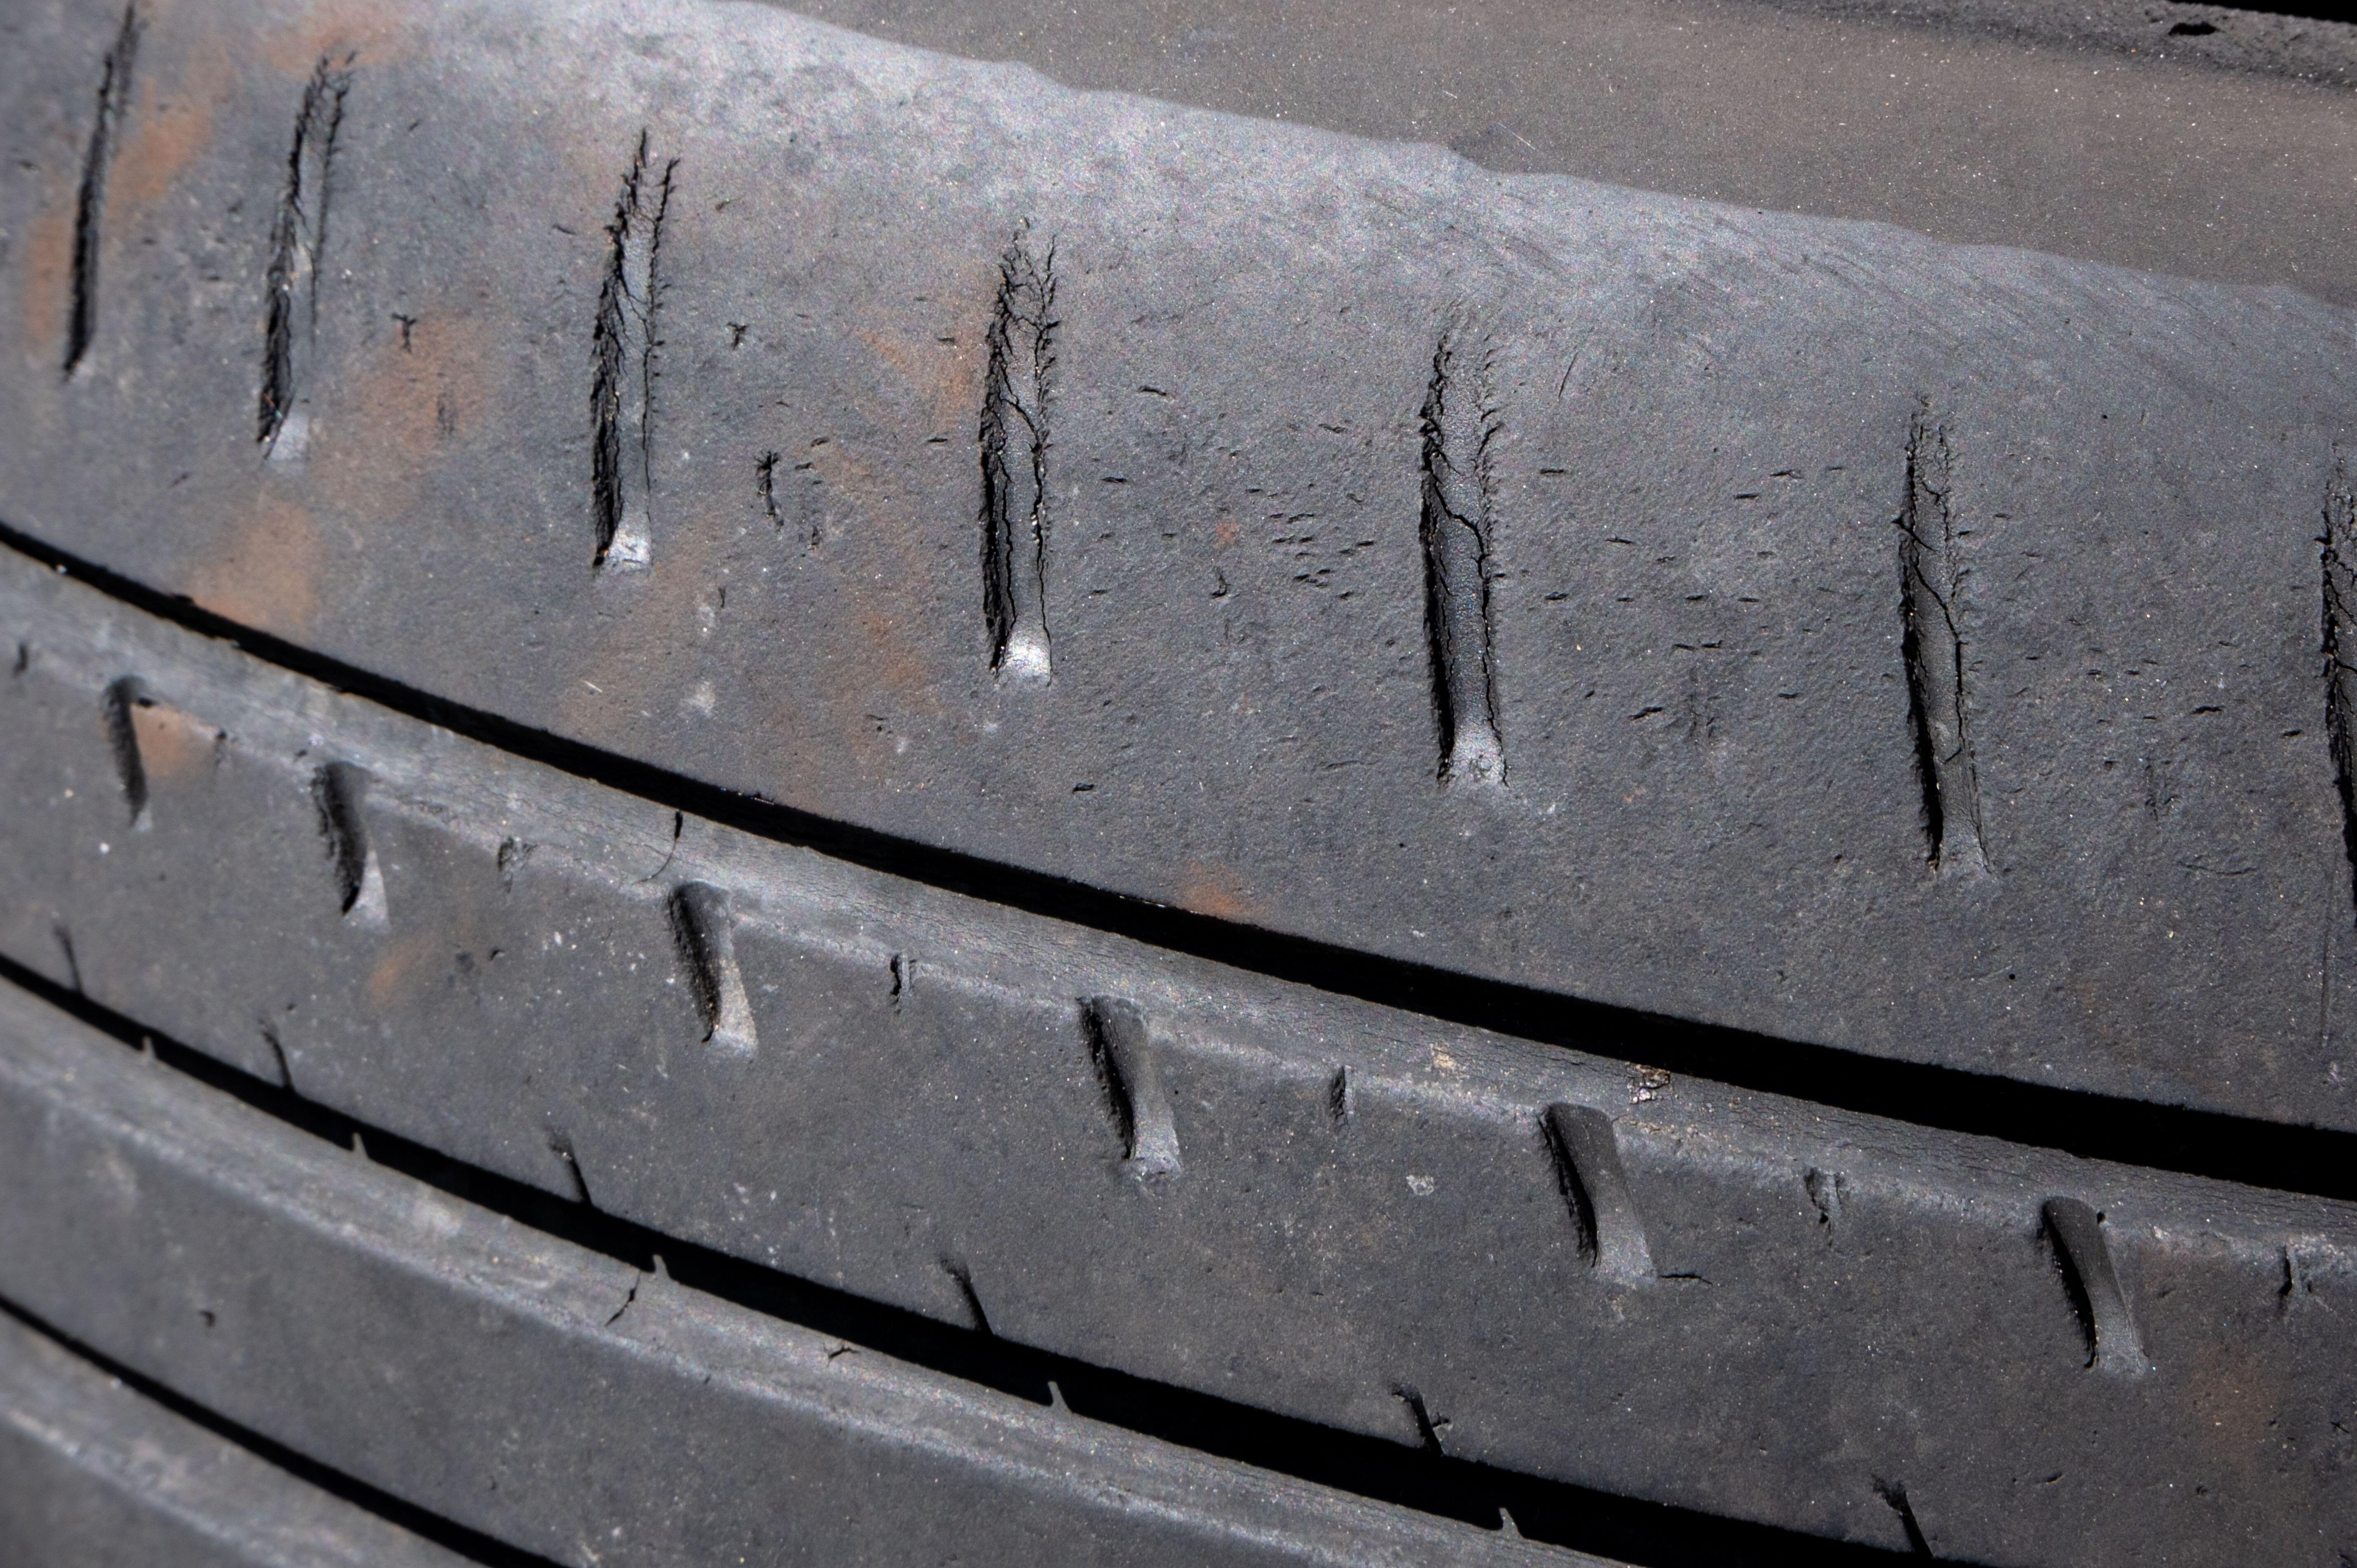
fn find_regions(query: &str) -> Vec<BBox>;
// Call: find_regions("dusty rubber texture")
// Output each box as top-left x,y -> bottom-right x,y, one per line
0,981 -> 1612,1568
6,0 -> 2357,1134
1758,0 -> 2357,85
0,1307 -> 472,1568
785,0 -> 2357,307
5,550 -> 2357,1563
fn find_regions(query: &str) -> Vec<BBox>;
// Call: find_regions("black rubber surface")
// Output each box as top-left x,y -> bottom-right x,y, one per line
0,975 -> 1621,1568
3,518 -> 2355,1563
0,1304 -> 474,1568
4,0 -> 2356,1561
788,0 -> 2357,301
9,0 -> 2357,1130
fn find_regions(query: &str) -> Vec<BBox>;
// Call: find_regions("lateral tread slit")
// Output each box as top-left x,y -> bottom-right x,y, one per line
667,882 -> 756,1054
258,56 -> 352,458
1418,315 -> 1504,786
1542,1102 -> 1653,1282
1897,400 -> 1986,873
590,131 -> 675,571
2041,1196 -> 2148,1376
1084,997 -> 1180,1178
63,3 -> 140,377
979,223 -> 1056,682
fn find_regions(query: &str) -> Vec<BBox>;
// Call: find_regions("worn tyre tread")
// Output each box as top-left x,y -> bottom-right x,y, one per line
1,535 -> 2353,1563
0,1301 -> 473,1568
0,978 -> 1618,1568
4,0 -> 2357,1562
6,0 -> 2357,1130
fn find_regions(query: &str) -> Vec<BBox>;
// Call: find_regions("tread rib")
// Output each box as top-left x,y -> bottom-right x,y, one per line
0,1303 -> 483,1568
0,545 -> 2350,1563
7,0 -> 2351,1132
0,978 -> 1614,1568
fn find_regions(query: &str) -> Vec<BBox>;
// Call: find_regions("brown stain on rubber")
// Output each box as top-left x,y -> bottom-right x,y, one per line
855,312 -> 988,438
729,573 -> 936,808
108,27 -> 232,211
555,499 -> 739,763
365,931 -> 440,1010
16,186 -> 75,370
2174,1331 -> 2301,1543
798,436 -> 950,718
129,700 -> 218,786
261,0 -> 424,75
848,255 -> 999,438
315,309 -> 493,523
802,421 -> 947,594
1176,860 -> 1265,923
854,610 -> 936,718
186,494 -> 322,638
362,825 -> 505,1011
164,309 -> 487,658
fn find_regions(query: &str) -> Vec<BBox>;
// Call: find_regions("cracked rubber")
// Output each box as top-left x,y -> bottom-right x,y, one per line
5,460 -> 2357,1565
6,0 -> 2357,1131
2,0 -> 2357,1562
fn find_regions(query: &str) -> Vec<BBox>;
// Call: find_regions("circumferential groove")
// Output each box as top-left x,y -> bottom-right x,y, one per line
1084,997 -> 1180,1179
64,2 -> 140,377
2041,1196 -> 2148,1376
257,56 -> 352,459
1897,400 -> 1987,874
978,222 -> 1056,683
667,882 -> 756,1054
2320,455 -> 2357,919
309,762 -> 387,925
1542,1102 -> 1653,1283
590,131 -> 675,571
98,675 -> 148,825
1418,314 -> 1504,786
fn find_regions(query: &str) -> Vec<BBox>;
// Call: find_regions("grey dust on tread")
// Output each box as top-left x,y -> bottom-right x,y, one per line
785,0 -> 2357,303
10,0 -> 2357,1133
0,988 -> 1593,1568
3,547 -> 2353,1563
0,1306 -> 487,1568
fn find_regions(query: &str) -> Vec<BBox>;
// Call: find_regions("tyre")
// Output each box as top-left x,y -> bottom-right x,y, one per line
1,0 -> 2353,1562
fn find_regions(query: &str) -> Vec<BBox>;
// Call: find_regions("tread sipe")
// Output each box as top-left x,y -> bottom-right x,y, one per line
6,0 -> 2357,1128
3,454 -> 2354,1564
